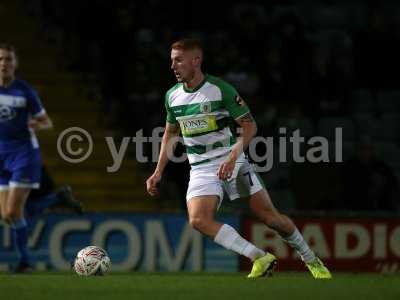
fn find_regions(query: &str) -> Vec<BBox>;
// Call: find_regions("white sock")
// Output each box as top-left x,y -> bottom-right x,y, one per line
214,224 -> 265,261
284,228 -> 316,263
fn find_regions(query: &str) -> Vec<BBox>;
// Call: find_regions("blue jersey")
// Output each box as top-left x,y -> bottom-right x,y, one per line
0,79 -> 45,152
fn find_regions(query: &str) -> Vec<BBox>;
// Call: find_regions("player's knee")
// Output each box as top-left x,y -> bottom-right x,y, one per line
4,208 -> 19,222
189,216 -> 208,232
0,210 -> 10,224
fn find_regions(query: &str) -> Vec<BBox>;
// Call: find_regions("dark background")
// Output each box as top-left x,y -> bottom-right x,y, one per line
13,0 -> 400,214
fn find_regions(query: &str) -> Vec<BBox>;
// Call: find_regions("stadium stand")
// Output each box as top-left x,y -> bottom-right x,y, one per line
5,0 -> 400,212
0,0 -> 152,212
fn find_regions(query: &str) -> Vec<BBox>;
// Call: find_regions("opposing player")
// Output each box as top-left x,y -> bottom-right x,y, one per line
0,44 -> 55,272
26,166 -> 83,217
146,38 -> 331,279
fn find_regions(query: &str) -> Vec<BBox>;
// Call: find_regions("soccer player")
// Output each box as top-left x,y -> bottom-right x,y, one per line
146,38 -> 332,279
0,44 -> 56,272
26,166 -> 83,217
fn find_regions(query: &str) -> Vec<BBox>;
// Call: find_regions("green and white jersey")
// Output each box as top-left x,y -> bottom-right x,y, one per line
165,74 -> 250,166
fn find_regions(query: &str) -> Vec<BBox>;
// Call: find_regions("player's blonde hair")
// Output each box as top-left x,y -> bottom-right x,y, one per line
171,38 -> 203,53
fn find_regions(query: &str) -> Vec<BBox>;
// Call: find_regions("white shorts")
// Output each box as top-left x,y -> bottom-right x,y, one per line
186,155 -> 264,205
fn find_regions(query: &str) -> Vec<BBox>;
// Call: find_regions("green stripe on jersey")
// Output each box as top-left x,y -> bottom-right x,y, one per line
190,152 -> 231,166
165,83 -> 182,124
171,100 -> 223,118
186,136 -> 236,154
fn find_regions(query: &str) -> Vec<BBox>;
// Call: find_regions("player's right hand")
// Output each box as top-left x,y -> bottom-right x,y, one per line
146,171 -> 162,196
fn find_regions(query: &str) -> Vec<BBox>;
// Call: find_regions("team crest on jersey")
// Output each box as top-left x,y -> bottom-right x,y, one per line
0,105 -> 16,122
200,102 -> 211,114
235,95 -> 245,106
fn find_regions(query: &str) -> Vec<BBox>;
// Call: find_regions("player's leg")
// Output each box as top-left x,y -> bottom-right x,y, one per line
187,195 -> 267,263
26,166 -> 82,216
0,170 -> 11,222
25,192 -> 60,217
187,162 -> 276,278
53,185 -> 83,214
226,161 -> 329,278
25,166 -> 55,216
249,187 -> 331,279
26,188 -> 82,217
5,148 -> 42,272
5,186 -> 32,272
249,189 -> 313,256
0,188 -> 9,221
225,160 -> 295,236
187,195 -> 223,237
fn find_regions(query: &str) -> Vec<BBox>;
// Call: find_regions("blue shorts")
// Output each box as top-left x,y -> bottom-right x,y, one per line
0,146 -> 42,191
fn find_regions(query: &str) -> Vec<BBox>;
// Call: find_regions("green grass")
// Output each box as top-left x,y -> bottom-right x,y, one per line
0,272 -> 399,300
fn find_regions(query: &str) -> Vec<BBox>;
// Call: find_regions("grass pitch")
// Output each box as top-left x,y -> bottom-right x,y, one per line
0,272 -> 398,300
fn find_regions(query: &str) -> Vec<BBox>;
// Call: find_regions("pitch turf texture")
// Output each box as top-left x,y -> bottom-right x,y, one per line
0,272 -> 398,300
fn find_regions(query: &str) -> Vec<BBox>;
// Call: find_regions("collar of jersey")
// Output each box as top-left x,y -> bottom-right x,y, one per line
183,74 -> 208,93
0,78 -> 16,89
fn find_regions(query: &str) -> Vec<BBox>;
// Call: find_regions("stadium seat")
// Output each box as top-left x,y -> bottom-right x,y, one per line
312,29 -> 352,52
261,167 -> 290,188
276,117 -> 315,138
381,114 -> 400,141
268,189 -> 296,212
353,113 -> 382,140
375,142 -> 400,168
328,141 -> 355,162
317,117 -> 356,141
377,90 -> 400,114
395,171 -> 400,186
350,89 -> 375,114
309,5 -> 347,30
340,2 -> 368,30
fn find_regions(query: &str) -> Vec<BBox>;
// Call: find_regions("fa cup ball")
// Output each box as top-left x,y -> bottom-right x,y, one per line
73,246 -> 111,276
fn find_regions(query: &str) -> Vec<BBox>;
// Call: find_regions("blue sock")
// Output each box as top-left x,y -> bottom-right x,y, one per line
25,193 -> 60,217
11,218 -> 30,265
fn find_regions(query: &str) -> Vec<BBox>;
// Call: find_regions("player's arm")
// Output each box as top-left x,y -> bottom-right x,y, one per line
28,112 -> 53,130
155,122 -> 180,175
146,122 -> 180,196
231,112 -> 257,160
27,86 -> 53,131
218,112 -> 257,180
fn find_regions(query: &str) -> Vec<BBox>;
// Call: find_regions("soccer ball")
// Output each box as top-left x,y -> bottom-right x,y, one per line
73,245 -> 111,276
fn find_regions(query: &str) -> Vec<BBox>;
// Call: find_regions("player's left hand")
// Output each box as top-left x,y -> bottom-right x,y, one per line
28,115 -> 53,131
28,119 -> 39,130
217,158 -> 236,180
